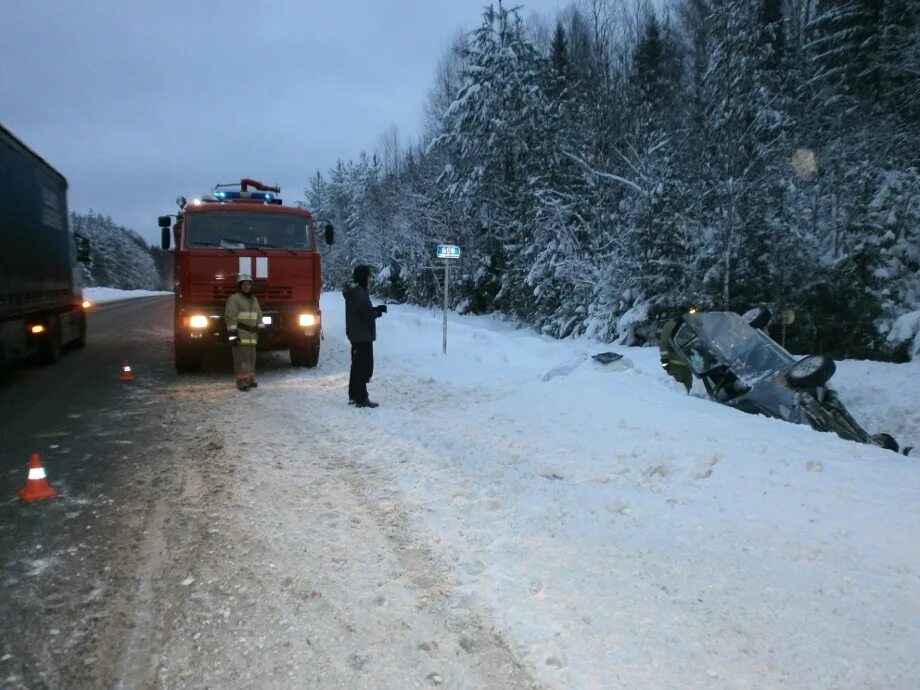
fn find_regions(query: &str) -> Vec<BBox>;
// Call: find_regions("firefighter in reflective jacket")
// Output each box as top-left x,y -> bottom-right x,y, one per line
225,273 -> 262,391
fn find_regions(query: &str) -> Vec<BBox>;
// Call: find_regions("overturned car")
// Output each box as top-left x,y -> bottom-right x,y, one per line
660,310 -> 908,454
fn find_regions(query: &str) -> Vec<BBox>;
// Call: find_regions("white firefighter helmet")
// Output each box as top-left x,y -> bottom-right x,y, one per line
237,273 -> 253,284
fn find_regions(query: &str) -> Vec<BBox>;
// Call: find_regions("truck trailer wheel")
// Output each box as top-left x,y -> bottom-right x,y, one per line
74,311 -> 87,349
37,315 -> 63,364
175,344 -> 202,373
290,337 -> 320,368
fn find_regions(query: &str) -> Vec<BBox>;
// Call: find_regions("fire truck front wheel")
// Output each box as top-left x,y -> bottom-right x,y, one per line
175,343 -> 203,373
290,337 -> 320,368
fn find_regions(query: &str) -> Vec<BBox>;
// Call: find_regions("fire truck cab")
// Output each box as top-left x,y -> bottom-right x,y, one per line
160,178 -> 333,372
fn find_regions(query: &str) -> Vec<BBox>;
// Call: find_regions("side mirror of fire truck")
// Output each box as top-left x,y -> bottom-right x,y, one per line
324,222 -> 335,246
158,216 -> 172,250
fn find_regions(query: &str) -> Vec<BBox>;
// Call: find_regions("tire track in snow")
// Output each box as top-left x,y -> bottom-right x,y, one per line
144,373 -> 544,690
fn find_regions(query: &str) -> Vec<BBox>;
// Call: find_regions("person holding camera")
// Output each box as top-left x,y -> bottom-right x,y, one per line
343,265 -> 387,408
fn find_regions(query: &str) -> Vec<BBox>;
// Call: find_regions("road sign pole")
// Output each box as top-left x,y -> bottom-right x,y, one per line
443,259 -> 448,354
435,244 -> 460,355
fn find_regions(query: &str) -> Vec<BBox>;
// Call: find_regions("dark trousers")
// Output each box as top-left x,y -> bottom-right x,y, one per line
349,342 -> 374,403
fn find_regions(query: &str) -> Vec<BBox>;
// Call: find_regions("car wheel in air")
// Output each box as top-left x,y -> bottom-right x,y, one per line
786,354 -> 836,388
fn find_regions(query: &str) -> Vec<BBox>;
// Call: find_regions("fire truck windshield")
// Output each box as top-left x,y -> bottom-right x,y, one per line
185,212 -> 312,250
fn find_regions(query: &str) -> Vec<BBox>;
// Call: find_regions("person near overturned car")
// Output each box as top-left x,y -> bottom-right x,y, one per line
343,265 -> 387,408
225,273 -> 262,391
659,318 -> 693,393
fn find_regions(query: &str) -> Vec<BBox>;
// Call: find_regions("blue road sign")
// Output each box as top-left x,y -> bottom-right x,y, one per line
437,244 -> 461,259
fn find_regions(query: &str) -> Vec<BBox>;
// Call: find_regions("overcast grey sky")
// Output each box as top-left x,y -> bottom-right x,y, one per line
1,0 -> 565,245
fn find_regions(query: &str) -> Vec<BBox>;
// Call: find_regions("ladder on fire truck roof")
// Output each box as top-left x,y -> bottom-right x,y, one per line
209,178 -> 282,204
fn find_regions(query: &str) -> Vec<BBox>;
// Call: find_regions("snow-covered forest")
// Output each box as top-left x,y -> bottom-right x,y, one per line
306,0 -> 920,360
70,211 -> 171,291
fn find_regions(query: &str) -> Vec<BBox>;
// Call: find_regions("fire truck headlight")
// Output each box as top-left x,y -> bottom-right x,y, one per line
188,315 -> 209,329
262,316 -> 272,325
298,313 -> 317,327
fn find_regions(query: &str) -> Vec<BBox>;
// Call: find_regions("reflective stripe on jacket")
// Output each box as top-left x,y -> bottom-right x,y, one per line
225,292 -> 262,345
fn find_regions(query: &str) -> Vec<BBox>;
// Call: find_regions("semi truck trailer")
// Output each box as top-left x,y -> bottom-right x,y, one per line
0,123 -> 90,366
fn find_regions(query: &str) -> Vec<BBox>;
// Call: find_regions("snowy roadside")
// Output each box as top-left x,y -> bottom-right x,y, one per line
83,287 -> 172,304
143,292 -> 918,689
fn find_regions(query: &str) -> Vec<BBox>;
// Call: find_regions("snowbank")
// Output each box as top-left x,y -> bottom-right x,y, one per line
888,309 -> 920,359
83,287 -> 172,304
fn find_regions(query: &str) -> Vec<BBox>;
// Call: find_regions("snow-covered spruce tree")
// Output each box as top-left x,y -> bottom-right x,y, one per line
867,168 -> 920,342
792,0 -> 920,356
304,169 -> 350,290
737,0 -> 809,314
70,211 -> 160,290
808,0 -> 885,118
343,153 -> 384,270
365,141 -> 438,303
878,0 -> 920,157
384,144 -> 449,306
804,0 -> 891,249
549,20 -> 569,98
500,4 -> 632,341
306,167 -> 336,287
314,159 -> 366,288
560,6 -> 690,345
618,12 -> 689,339
519,18 -> 601,338
674,0 -> 717,311
428,1 -> 560,320
302,170 -> 330,228
692,0 -> 778,311
147,246 -> 174,291
753,0 -> 821,309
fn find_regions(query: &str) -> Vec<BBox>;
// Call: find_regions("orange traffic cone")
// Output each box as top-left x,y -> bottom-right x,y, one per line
18,453 -> 58,502
120,360 -> 134,382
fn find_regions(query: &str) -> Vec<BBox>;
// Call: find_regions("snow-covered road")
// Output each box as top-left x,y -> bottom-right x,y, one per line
127,292 -> 920,688
21,293 -> 900,690
142,376 -> 539,689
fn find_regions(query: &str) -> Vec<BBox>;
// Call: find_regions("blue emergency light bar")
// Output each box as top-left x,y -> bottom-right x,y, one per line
213,190 -> 277,201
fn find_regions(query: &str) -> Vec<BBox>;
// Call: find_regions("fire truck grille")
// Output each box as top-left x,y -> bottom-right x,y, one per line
212,284 -> 294,301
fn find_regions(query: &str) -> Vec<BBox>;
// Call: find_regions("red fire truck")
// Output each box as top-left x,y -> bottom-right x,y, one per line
159,178 -> 333,372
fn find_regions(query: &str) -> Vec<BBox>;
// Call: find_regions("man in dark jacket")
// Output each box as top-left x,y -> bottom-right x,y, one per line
343,265 -> 387,408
